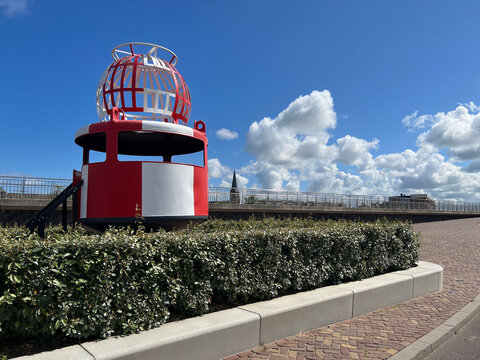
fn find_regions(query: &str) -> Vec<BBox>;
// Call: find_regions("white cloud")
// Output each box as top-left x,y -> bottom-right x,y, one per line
372,148 -> 480,200
305,164 -> 346,193
235,173 -> 249,188
220,93 -> 480,201
241,161 -> 295,190
246,90 -> 336,170
361,103 -> 480,200
275,90 -> 336,134
257,168 -> 290,190
459,102 -> 480,113
417,105 -> 480,160
208,158 -> 230,179
216,128 -> 238,140
244,90 -> 381,192
246,117 -> 305,167
0,0 -> 29,17
336,135 -> 378,168
402,111 -> 435,130
374,150 -> 416,171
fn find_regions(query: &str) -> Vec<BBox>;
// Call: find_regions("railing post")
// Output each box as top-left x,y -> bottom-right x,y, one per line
72,189 -> 78,227
62,200 -> 68,231
38,220 -> 45,239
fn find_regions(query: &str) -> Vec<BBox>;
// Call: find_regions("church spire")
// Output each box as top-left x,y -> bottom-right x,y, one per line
230,170 -> 240,203
231,169 -> 238,190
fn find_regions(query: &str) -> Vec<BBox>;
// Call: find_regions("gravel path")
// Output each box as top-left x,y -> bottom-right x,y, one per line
225,217 -> 480,360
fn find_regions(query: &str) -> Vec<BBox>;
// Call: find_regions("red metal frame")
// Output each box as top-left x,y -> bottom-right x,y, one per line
98,50 -> 191,124
76,119 -> 208,219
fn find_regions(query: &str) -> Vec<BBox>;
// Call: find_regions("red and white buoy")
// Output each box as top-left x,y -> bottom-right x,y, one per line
73,43 -> 208,231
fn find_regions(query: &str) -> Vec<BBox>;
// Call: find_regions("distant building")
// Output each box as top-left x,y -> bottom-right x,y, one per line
388,193 -> 435,209
229,170 -> 240,204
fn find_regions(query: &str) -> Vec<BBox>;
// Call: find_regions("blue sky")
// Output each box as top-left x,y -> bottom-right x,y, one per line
1,0 -> 480,200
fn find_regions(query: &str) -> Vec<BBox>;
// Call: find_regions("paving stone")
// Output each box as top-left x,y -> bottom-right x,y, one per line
225,218 -> 480,360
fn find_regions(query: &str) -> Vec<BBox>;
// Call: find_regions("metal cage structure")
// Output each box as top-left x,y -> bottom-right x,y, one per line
96,43 -> 192,124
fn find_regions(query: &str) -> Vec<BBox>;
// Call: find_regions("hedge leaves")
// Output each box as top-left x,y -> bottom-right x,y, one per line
0,219 -> 419,342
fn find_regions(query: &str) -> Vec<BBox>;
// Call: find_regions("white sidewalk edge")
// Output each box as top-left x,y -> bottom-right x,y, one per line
13,261 -> 443,360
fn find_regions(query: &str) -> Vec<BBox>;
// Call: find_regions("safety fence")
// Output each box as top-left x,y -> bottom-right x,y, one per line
209,187 -> 480,213
0,176 -> 71,200
2,176 -> 480,213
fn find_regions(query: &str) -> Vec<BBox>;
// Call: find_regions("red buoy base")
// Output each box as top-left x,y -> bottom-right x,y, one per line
80,215 -> 208,232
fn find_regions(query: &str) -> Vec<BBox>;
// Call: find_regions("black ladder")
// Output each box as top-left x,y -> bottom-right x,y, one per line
26,180 -> 83,238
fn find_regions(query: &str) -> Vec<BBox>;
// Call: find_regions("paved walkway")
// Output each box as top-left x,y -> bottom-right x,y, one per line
424,311 -> 480,360
224,217 -> 480,360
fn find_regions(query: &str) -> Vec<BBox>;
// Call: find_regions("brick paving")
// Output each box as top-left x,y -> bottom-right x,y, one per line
225,217 -> 480,360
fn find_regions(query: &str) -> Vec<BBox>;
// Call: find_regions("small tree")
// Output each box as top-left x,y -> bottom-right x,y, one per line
49,185 -> 64,198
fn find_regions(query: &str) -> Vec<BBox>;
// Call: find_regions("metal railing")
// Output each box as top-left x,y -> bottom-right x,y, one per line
2,176 -> 480,213
209,187 -> 480,213
0,176 -> 71,200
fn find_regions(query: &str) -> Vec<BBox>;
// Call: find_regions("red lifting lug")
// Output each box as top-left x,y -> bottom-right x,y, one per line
194,120 -> 206,133
110,107 -> 121,122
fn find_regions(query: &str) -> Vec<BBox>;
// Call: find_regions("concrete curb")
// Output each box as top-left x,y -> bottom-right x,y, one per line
13,261 -> 442,360
389,293 -> 480,360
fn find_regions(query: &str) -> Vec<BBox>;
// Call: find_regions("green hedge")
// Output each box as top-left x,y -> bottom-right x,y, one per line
0,219 -> 419,342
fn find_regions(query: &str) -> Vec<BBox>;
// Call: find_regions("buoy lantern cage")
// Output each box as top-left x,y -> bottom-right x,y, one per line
73,43 -> 208,231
